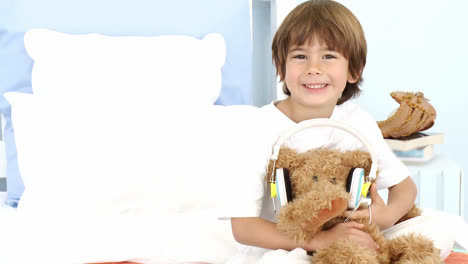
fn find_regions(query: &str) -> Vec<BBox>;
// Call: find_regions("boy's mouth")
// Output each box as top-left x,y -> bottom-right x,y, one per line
303,83 -> 327,89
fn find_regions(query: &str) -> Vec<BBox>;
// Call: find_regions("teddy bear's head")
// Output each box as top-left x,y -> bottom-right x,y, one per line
270,147 -> 373,241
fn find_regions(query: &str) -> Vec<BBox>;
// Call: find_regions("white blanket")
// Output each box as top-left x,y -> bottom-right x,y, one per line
2,193 -> 466,264
0,193 -> 237,264
226,247 -> 312,264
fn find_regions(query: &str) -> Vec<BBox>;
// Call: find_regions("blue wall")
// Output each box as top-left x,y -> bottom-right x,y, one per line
345,0 -> 468,219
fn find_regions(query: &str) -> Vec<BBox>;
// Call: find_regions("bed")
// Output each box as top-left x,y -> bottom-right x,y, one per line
0,1 -> 251,263
1,1 -> 468,264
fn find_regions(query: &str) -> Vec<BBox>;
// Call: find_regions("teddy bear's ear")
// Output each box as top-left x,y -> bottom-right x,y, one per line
356,150 -> 373,173
276,147 -> 302,170
266,147 -> 302,182
341,150 -> 373,174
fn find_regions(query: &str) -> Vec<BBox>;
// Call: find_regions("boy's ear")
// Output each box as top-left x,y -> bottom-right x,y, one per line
347,72 -> 359,84
277,68 -> 284,81
347,67 -> 363,84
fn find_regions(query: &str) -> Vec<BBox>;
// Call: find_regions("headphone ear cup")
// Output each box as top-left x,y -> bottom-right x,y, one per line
346,167 -> 365,209
276,168 -> 293,206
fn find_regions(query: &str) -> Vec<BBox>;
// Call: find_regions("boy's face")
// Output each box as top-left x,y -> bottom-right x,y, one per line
284,36 -> 357,115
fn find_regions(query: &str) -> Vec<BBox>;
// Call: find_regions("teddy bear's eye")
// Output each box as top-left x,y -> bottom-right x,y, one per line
312,176 -> 318,182
330,177 -> 336,184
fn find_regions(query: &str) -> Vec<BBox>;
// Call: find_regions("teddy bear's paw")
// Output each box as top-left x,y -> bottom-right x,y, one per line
278,197 -> 348,241
390,252 -> 442,264
391,256 -> 442,264
303,198 -> 347,232
389,233 -> 441,264
312,240 -> 378,264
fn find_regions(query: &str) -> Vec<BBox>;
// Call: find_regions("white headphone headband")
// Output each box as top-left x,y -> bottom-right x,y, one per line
271,118 -> 377,180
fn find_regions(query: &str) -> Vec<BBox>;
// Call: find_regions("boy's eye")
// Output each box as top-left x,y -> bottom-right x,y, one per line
323,54 -> 336,59
293,54 -> 307,59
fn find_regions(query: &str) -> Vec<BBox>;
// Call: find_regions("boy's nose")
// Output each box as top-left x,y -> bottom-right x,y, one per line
306,60 -> 322,75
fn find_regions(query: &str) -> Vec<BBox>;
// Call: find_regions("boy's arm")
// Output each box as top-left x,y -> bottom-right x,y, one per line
385,176 -> 418,225
231,217 -> 379,251
231,217 -> 299,250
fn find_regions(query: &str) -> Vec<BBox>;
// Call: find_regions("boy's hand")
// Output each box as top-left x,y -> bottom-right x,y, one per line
303,221 -> 379,252
341,184 -> 395,229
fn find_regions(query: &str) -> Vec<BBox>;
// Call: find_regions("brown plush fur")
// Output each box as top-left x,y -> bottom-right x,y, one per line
269,147 -> 441,264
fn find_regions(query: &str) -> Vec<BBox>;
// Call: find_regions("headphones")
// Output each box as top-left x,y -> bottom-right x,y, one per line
269,118 -> 378,212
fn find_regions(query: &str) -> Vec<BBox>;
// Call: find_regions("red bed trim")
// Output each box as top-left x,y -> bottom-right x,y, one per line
445,251 -> 468,264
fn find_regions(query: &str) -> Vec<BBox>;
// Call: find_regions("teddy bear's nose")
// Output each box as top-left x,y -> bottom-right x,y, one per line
330,177 -> 337,184
312,176 -> 318,182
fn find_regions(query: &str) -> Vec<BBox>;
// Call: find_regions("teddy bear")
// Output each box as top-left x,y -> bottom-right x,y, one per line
269,147 -> 441,264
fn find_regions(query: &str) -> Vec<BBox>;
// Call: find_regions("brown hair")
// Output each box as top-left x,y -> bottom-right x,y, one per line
271,0 -> 367,105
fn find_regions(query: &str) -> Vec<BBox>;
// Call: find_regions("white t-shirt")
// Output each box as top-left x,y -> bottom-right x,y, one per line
222,100 -> 410,221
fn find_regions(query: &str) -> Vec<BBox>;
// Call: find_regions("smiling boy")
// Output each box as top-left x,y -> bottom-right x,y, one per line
226,0 -> 418,261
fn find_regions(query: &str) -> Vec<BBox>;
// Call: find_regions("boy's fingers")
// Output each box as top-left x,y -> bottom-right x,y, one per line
370,183 -> 385,204
349,210 -> 369,219
344,221 -> 364,229
341,210 -> 351,217
341,209 -> 369,219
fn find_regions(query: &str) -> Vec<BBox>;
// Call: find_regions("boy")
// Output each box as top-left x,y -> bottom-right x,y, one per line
228,0 -> 417,259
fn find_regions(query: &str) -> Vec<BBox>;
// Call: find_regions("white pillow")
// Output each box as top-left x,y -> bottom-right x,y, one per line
24,28 -> 225,106
6,93 -> 221,216
7,29 -> 228,216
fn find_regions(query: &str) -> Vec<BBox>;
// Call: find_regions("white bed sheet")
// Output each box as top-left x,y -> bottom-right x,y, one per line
0,191 -> 238,264
2,191 -> 467,264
